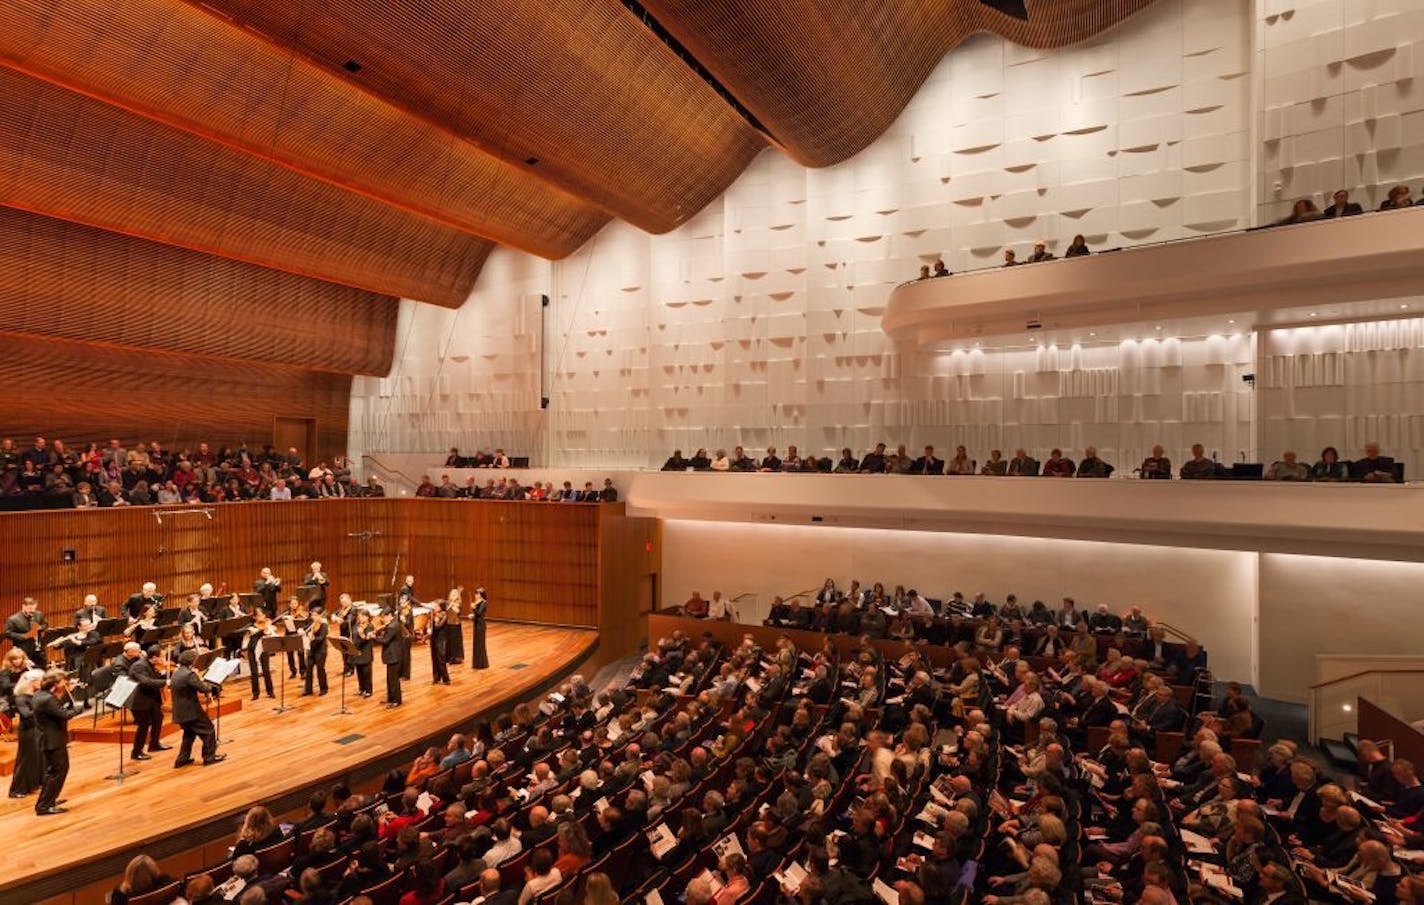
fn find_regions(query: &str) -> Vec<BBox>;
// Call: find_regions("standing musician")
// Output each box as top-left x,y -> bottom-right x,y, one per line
396,596 -> 415,681
124,643 -> 171,761
50,617 -> 101,675
9,668 -> 43,800
34,668 -> 78,816
279,597 -> 309,679
243,611 -> 276,701
445,587 -> 466,665
470,587 -> 489,670
397,574 -> 417,606
428,600 -> 452,686
123,603 -> 159,645
301,603 -> 329,697
170,649 -> 225,768
73,594 -> 108,626
375,612 -> 405,709
254,567 -> 282,615
123,582 -> 163,620
5,597 -> 48,667
302,561 -> 329,610
333,593 -> 357,677
220,593 -> 250,659
351,610 -> 375,698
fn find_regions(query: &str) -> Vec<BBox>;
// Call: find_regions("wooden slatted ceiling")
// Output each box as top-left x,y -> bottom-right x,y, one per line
0,332 -> 355,462
0,206 -> 396,376
640,0 -> 1162,166
195,0 -> 767,234
0,0 -> 609,260
0,66 -> 488,307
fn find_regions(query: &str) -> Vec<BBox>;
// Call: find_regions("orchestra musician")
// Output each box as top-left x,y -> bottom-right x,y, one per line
170,649 -> 225,768
301,603 -> 329,697
302,561 -> 329,610
220,593 -> 249,659
73,594 -> 108,626
181,594 -> 206,632
124,642 -> 171,761
280,597 -> 309,679
0,649 -> 28,712
5,597 -> 48,667
333,593 -> 357,677
8,668 -> 43,800
397,596 -> 415,681
254,567 -> 282,615
244,611 -> 276,701
123,603 -> 158,646
50,617 -> 101,675
34,668 -> 78,815
375,611 -> 404,708
123,582 -> 163,620
445,588 -> 466,665
397,574 -> 417,606
351,610 -> 375,698
175,621 -> 208,657
428,600 -> 452,686
470,587 -> 489,670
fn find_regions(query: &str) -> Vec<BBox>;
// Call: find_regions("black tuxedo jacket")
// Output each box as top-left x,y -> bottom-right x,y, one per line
377,623 -> 405,665
170,665 -> 215,723
73,605 -> 108,625
307,620 -> 329,660
33,690 -> 74,750
128,656 -> 168,712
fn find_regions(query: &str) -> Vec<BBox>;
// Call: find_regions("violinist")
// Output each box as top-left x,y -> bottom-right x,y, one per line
125,643 -> 171,761
333,593 -> 357,677
375,612 -> 404,708
302,561 -> 329,610
123,582 -> 163,620
244,611 -> 276,701
301,603 -> 329,697
445,588 -> 466,665
4,597 -> 48,666
170,649 -> 224,768
428,600 -> 451,686
280,597 -> 309,680
175,621 -> 208,657
254,567 -> 282,614
124,603 -> 159,646
50,617 -> 101,674
220,593 -> 249,659
34,669 -> 79,815
396,597 -> 415,681
351,610 -> 375,698
9,668 -> 43,800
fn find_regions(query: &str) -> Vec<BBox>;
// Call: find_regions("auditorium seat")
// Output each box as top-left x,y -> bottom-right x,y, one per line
1155,729 -> 1186,763
127,879 -> 183,905
256,835 -> 297,876
184,859 -> 233,889
358,870 -> 408,905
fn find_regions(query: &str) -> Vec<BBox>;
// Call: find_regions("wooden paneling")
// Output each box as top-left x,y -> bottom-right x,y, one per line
0,332 -> 354,465
642,0 -> 1161,166
0,207 -> 396,375
0,500 -> 653,632
0,66 -> 488,306
1358,697 -> 1424,771
599,504 -> 662,659
0,0 -> 608,260
197,0 -> 766,234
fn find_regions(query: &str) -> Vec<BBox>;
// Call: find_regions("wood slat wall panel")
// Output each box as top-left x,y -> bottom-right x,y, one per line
642,0 -> 1161,166
0,500 -> 608,631
197,0 -> 766,234
1,0 -> 609,259
0,206 -> 397,375
0,332 -> 354,462
0,67 -> 489,306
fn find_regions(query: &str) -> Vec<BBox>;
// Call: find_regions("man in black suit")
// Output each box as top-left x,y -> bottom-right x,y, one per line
1322,189 -> 1363,218
377,615 -> 404,708
253,568 -> 281,615
1352,442 -> 1397,483
911,445 -> 945,475
302,605 -> 329,696
34,669 -> 77,815
4,597 -> 47,667
859,443 -> 888,474
469,868 -> 518,905
123,582 -> 163,620
171,649 -> 224,767
126,643 -> 171,761
599,478 -> 618,502
302,562 -> 329,609
759,447 -> 782,472
73,594 -> 108,626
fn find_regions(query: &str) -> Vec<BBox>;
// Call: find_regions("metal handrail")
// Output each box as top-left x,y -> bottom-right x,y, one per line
1309,668 -> 1424,690
1153,621 -> 1197,644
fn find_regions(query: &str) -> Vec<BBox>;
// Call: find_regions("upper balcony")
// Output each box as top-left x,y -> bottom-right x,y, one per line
883,208 -> 1424,346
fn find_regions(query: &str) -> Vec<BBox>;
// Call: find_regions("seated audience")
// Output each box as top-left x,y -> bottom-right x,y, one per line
1139,445 -> 1171,480
1064,234 -> 1091,257
1323,189 -> 1363,218
1266,450 -> 1308,481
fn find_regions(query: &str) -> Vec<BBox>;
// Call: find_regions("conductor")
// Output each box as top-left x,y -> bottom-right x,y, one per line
34,669 -> 78,815
170,650 -> 225,768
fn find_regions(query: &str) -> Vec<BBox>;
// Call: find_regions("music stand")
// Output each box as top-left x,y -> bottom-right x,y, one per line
194,651 -> 235,745
261,635 -> 302,714
327,638 -> 358,716
200,596 -> 229,619
294,585 -> 323,606
215,615 -> 253,658
155,607 -> 184,627
236,591 -> 264,612
83,641 -> 125,712
104,675 -> 140,784
96,616 -> 129,639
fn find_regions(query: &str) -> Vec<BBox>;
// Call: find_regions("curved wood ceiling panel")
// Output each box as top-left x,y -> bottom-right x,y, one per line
0,206 -> 396,376
0,0 -> 608,259
196,0 -> 767,234
0,67 -> 489,307
640,0 -> 1161,166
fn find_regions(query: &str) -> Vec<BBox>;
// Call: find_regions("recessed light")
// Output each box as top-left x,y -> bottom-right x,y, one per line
1402,304 -> 1410,310
1228,319 -> 1235,324
1155,325 -> 1162,331
1308,312 -> 1317,317
1089,332 -> 1096,337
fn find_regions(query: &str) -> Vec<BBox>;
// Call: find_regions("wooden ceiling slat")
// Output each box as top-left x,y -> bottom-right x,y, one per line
0,206 -> 397,376
640,0 -> 1162,166
0,0 -> 609,259
196,0 -> 767,234
0,66 -> 489,306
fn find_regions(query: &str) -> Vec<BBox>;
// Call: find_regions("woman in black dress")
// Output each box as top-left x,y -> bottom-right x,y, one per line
470,588 -> 489,670
351,610 -> 375,697
9,669 -> 44,798
444,587 -> 465,665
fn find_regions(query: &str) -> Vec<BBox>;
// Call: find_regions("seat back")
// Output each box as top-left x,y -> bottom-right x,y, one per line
359,870 -> 408,905
127,879 -> 184,905
256,835 -> 297,876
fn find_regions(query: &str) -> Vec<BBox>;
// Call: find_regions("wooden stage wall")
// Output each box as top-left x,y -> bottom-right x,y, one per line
0,499 -> 658,652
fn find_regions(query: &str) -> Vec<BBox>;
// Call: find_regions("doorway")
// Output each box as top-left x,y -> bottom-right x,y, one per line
273,416 -> 317,468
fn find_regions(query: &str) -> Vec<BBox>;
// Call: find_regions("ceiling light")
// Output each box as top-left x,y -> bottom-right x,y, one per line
1155,325 -> 1162,331
1228,319 -> 1235,324
1089,332 -> 1096,337
1402,304 -> 1410,310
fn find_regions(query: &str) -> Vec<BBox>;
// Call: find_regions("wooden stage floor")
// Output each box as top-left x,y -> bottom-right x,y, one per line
0,622 -> 597,902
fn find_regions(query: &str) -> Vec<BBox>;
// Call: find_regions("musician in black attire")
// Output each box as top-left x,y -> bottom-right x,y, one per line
4,597 -> 48,667
377,614 -> 404,708
470,588 -> 489,670
171,649 -> 224,767
253,567 -> 282,614
34,669 -> 78,815
244,614 -> 275,701
8,669 -> 42,799
56,618 -> 102,675
123,582 -> 163,620
302,562 -> 329,610
351,610 -> 375,698
428,600 -> 451,686
73,595 -> 108,626
126,643 -> 172,760
302,605 -> 329,696
397,598 -> 415,681
398,575 -> 417,605
333,593 -> 358,676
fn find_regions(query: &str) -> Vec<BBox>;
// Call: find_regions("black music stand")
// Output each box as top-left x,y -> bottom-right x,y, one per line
295,585 -> 323,606
328,638 -> 358,716
144,624 -> 182,652
103,675 -> 140,785
155,607 -> 184,627
83,641 -> 125,713
215,615 -> 253,658
262,635 -> 302,714
200,596 -> 230,619
96,616 -> 129,638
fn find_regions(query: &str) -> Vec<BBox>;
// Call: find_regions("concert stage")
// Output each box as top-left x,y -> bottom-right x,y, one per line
0,622 -> 599,905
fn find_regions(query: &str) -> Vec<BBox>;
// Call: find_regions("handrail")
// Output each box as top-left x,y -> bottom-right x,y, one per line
1153,621 -> 1197,644
362,454 -> 421,490
730,592 -> 757,602
784,587 -> 817,602
1309,668 -> 1424,691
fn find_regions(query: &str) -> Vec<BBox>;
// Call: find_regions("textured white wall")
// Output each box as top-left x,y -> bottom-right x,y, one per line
1258,0 -> 1424,221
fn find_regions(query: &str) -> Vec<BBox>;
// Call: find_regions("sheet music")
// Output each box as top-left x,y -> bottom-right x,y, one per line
873,878 -> 899,905
106,675 -> 138,709
204,657 -> 239,684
